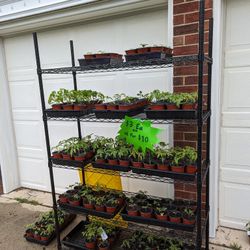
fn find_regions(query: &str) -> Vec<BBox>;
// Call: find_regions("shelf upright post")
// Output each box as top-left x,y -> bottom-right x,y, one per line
197,0 -> 205,249
70,40 -> 86,185
33,32 -> 62,250
205,18 -> 213,250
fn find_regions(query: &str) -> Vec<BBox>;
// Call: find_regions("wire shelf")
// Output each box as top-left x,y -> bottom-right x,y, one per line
39,55 -> 212,75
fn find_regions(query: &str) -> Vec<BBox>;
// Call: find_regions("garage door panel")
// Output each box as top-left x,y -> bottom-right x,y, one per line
221,168 -> 250,185
222,112 -> 250,127
223,69 -> 250,111
14,121 -> 44,149
9,81 -> 40,110
220,182 -> 250,230
225,50 -> 250,68
19,157 -> 47,190
17,147 -> 43,160
221,128 -> 250,166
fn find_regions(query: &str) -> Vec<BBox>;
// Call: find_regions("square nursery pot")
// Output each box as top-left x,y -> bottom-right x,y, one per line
186,165 -> 197,174
83,203 -> 94,210
96,159 -> 106,164
106,104 -> 118,110
131,161 -> 143,168
62,104 -> 74,110
52,152 -> 62,159
171,165 -> 185,173
106,206 -> 117,214
127,207 -> 139,217
62,153 -> 73,160
169,211 -> 182,223
52,104 -> 62,110
108,159 -> 119,165
137,47 -> 150,53
118,103 -> 137,111
73,104 -> 88,110
74,155 -> 86,161
166,104 -> 179,110
157,164 -> 169,171
68,200 -> 81,206
95,205 -> 106,212
150,103 -> 166,110
119,159 -> 130,167
183,216 -> 196,225
140,208 -> 153,218
156,213 -> 168,221
125,49 -> 138,55
94,104 -> 107,110
143,163 -> 156,169
182,103 -> 197,110
85,241 -> 96,249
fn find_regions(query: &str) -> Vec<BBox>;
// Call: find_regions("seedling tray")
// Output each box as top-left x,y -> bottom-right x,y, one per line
51,158 -> 90,168
145,108 -> 198,120
130,166 -> 196,181
120,208 -> 195,232
24,214 -> 76,246
93,106 -> 145,119
59,201 -> 123,219
45,108 -> 91,119
125,52 -> 171,61
79,58 -> 123,66
92,162 -> 131,172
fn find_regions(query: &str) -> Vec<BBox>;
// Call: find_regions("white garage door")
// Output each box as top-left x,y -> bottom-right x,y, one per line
4,8 -> 173,196
220,0 -> 250,229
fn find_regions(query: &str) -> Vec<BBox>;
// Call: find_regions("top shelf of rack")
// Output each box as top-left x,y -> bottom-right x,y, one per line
39,55 -> 212,74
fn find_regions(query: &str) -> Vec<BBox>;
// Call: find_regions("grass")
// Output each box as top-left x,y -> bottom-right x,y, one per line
229,242 -> 242,250
14,197 -> 41,206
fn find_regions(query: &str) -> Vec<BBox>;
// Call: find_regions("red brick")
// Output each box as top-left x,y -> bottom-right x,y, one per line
174,86 -> 198,93
174,45 -> 198,55
174,182 -> 184,191
175,190 -> 197,200
174,132 -> 184,140
174,65 -> 197,75
174,0 -> 185,4
174,23 -> 198,36
184,183 -> 197,193
174,14 -> 185,25
185,75 -> 197,85
175,124 -> 197,132
174,36 -> 184,46
174,76 -> 184,86
174,2 -> 199,15
174,141 -> 197,148
205,0 -> 213,9
185,9 -> 213,24
184,132 -> 197,141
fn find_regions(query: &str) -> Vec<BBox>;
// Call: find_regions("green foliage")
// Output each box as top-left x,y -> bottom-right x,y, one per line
229,242 -> 242,250
130,147 -> 144,162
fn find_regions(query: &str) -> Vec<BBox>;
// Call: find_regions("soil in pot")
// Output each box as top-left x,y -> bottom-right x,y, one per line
52,151 -> 62,159
108,159 -> 119,165
169,211 -> 182,223
186,165 -> 197,174
131,161 -> 143,168
96,159 -> 106,164
52,104 -> 62,110
157,163 -> 169,171
150,103 -> 166,110
62,104 -> 74,110
166,104 -> 179,110
140,207 -> 153,218
85,240 -> 96,249
106,206 -> 117,214
95,104 -> 107,110
182,103 -> 196,110
143,163 -> 156,169
171,165 -> 185,173
119,159 -> 130,167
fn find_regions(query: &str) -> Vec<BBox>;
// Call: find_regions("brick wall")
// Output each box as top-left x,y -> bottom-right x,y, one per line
173,0 -> 213,202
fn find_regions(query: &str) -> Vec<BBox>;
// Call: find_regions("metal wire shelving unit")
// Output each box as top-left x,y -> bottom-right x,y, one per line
33,1 -> 212,249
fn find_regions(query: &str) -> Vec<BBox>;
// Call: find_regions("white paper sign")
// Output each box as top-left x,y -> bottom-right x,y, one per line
100,227 -> 108,241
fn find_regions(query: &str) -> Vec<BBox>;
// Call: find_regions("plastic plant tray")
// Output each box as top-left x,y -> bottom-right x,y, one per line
59,201 -> 123,219
24,214 -> 76,246
92,162 -> 131,172
125,52 -> 172,61
144,108 -> 199,120
93,106 -> 145,119
45,108 -> 91,118
79,58 -> 123,66
130,166 -> 196,181
51,158 -> 90,168
120,208 -> 195,232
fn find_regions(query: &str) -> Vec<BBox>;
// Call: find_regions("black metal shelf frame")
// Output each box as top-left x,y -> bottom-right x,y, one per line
33,1 -> 212,249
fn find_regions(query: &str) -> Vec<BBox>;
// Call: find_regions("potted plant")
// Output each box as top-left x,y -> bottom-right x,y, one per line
182,208 -> 195,225
59,193 -> 69,203
155,142 -> 170,171
167,93 -> 182,110
155,206 -> 168,221
130,148 -> 144,168
61,89 -> 75,110
98,239 -> 110,250
83,194 -> 95,210
170,148 -> 185,173
183,146 -> 197,174
181,92 -> 198,110
105,145 -> 119,165
168,210 -> 182,224
143,150 -> 156,169
68,194 -> 81,206
95,196 -> 106,212
40,224 -> 54,241
25,224 -> 35,238
126,197 -> 139,216
82,224 -> 98,249
33,226 -> 42,241
140,204 -> 153,218
117,145 -> 131,166
105,197 -> 118,214
138,43 -> 150,54
147,90 -> 171,110
48,89 -> 64,110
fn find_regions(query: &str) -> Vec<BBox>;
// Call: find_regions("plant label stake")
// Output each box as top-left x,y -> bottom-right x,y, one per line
100,227 -> 108,241
118,116 -> 161,155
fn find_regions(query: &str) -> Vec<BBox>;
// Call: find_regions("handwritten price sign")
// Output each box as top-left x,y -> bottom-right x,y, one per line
118,116 -> 161,154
